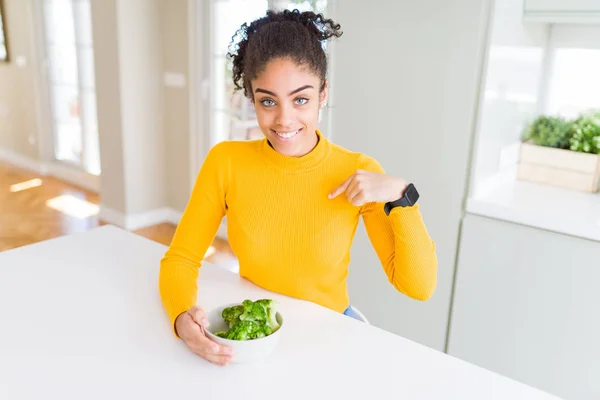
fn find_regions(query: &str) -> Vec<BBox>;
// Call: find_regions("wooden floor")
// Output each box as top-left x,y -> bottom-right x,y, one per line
0,161 -> 236,266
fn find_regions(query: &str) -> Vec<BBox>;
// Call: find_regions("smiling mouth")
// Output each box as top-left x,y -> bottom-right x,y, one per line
273,128 -> 302,140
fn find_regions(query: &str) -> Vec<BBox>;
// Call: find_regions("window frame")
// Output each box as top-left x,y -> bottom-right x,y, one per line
0,0 -> 9,63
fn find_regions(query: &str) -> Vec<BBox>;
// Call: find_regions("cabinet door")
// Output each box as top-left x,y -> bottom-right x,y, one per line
448,214 -> 600,400
525,0 -> 600,12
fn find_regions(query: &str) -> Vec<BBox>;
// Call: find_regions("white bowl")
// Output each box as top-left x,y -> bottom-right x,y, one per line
204,302 -> 284,364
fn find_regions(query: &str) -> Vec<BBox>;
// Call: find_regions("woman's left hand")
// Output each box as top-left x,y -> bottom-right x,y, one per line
328,170 -> 409,207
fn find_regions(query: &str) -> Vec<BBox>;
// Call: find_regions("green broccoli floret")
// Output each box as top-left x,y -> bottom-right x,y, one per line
255,299 -> 280,332
217,299 -> 280,340
251,320 -> 273,339
221,321 -> 250,340
224,320 -> 265,340
239,299 -> 267,322
222,305 -> 245,328
256,323 -> 273,338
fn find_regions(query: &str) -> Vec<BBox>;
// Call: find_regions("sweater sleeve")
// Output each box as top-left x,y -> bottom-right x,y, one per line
358,156 -> 438,301
158,143 -> 230,336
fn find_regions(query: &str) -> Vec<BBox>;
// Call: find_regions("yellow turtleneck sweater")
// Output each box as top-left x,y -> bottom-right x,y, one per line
159,131 -> 437,332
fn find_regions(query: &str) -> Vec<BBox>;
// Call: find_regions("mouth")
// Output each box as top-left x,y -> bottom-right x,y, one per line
272,128 -> 302,140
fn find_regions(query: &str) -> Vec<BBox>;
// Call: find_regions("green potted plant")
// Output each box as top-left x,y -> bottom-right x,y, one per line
518,111 -> 600,193
569,111 -> 600,154
522,115 -> 572,148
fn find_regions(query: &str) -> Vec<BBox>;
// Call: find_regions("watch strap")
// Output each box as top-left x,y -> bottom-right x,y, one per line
384,183 -> 418,215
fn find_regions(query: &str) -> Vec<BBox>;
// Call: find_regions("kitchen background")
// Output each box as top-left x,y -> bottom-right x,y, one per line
1,0 -> 599,399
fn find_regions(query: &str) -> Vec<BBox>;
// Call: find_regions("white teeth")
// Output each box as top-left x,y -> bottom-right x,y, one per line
276,130 -> 299,139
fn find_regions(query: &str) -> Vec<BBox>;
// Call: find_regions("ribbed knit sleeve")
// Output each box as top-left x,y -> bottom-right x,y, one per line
358,156 -> 438,301
158,143 -> 230,336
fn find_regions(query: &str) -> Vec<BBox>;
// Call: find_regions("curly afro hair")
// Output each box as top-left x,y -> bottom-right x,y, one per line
226,9 -> 343,100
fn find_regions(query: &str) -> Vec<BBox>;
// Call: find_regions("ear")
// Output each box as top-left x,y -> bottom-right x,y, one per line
320,80 -> 329,108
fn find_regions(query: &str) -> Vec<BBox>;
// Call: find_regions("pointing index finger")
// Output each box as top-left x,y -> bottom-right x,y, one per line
328,175 -> 353,199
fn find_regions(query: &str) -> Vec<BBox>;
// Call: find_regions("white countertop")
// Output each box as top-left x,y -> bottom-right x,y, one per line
467,174 -> 600,242
0,225 -> 561,399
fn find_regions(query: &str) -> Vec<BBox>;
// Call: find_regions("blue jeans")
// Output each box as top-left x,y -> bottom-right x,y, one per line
343,305 -> 362,321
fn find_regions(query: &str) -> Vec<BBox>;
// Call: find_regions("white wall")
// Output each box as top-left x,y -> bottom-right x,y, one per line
91,0 -> 127,212
91,0 -> 166,217
116,0 -> 166,214
0,0 -> 41,160
470,0 -> 549,195
330,0 -> 492,351
160,0 -> 191,212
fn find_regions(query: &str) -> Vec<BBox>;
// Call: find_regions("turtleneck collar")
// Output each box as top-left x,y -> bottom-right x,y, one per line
261,129 -> 331,172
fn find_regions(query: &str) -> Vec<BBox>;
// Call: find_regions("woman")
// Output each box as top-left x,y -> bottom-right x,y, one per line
159,9 -> 437,366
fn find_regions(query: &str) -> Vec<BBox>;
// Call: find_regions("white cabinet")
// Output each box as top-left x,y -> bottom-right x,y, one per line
524,0 -> 600,23
525,0 -> 600,12
448,214 -> 600,400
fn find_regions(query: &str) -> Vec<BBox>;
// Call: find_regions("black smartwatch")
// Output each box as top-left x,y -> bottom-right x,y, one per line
384,183 -> 419,215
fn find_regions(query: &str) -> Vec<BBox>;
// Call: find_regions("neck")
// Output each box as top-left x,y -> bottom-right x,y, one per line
268,130 -> 320,158
261,129 -> 330,171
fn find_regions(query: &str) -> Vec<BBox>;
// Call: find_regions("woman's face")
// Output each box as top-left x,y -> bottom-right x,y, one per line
251,58 -> 327,157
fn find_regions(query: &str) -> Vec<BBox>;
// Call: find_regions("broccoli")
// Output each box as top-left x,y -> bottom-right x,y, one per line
214,299 -> 280,340
222,305 -> 245,328
239,299 -> 267,322
257,323 -> 273,338
255,299 -> 280,332
223,320 -> 272,340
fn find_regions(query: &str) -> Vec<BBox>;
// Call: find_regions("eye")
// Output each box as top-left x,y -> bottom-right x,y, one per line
260,99 -> 276,107
294,97 -> 309,105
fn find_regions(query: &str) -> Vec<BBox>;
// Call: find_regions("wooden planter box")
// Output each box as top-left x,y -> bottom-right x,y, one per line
517,142 -> 600,193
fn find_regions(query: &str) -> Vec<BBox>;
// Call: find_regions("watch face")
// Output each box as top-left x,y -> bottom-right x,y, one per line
406,184 -> 419,204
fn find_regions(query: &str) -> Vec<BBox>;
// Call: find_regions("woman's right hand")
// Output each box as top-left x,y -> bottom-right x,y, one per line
175,306 -> 234,366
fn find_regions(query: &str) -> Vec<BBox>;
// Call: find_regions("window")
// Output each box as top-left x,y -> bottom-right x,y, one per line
208,0 -> 329,148
210,0 -> 268,146
545,48 -> 600,119
42,0 -> 100,176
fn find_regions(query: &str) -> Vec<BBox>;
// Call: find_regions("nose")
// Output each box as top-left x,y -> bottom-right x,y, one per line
275,103 -> 294,127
